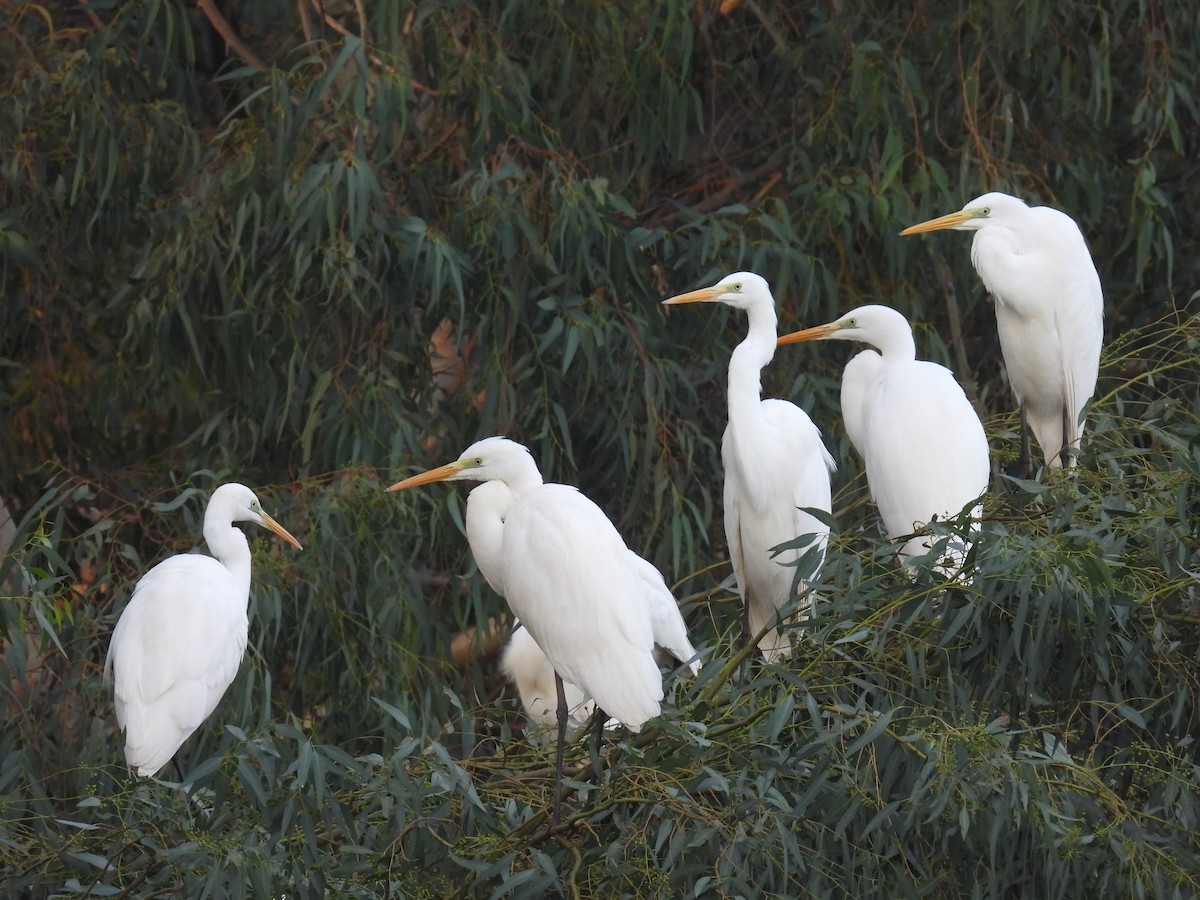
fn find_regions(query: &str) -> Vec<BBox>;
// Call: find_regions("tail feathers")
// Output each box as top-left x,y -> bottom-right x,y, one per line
574,650 -> 663,732
118,681 -> 212,777
634,555 -> 702,675
650,613 -> 702,676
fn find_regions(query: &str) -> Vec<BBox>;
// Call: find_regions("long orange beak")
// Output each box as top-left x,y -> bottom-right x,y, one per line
662,285 -> 723,305
899,209 -> 975,236
776,322 -> 843,346
260,511 -> 303,550
385,461 -> 465,493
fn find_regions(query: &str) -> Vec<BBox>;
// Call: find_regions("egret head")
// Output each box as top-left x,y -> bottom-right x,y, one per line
900,191 -> 1029,235
386,437 -> 543,493
210,483 -> 303,549
662,271 -> 772,312
777,305 -> 914,355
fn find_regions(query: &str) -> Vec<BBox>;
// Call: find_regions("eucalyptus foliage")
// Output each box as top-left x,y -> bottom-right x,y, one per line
1,0 -> 1198,896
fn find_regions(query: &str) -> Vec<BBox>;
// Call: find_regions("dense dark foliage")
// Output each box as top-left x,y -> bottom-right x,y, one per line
1,0 -> 1197,895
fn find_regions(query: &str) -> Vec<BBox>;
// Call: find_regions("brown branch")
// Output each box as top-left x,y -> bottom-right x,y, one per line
296,0 -> 316,44
307,0 -> 389,75
75,0 -> 104,30
647,159 -> 782,229
196,0 -> 267,71
353,0 -> 369,47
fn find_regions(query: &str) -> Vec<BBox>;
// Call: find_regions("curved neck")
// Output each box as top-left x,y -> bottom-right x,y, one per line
871,323 -> 917,363
505,458 -> 545,497
727,300 -> 778,415
203,515 -> 252,599
466,482 -> 512,595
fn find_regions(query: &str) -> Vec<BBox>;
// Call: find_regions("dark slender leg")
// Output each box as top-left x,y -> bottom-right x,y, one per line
736,523 -> 755,666
739,588 -> 755,683
590,707 -> 606,777
580,706 -> 607,816
553,672 -> 567,826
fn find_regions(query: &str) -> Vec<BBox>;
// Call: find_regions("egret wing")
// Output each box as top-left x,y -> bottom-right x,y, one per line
861,362 -> 989,546
501,485 -> 661,730
722,401 -> 834,657
628,553 -> 700,675
107,554 -> 248,775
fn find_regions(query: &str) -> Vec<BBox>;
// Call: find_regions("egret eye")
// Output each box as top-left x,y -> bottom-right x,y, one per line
474,457 -> 484,466
981,207 -> 991,216
734,283 -> 742,291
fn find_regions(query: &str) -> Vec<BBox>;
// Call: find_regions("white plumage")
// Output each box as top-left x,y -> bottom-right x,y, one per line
499,481 -> 665,728
778,305 -> 990,575
902,192 -> 1103,468
664,273 -> 835,658
106,483 -> 302,777
387,437 -> 699,732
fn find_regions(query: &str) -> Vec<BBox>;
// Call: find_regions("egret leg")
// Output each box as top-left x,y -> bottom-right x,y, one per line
582,706 -> 608,817
738,588 -> 755,683
590,707 -> 607,778
552,672 -> 567,827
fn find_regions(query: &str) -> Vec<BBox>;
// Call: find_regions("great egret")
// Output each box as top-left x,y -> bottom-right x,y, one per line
900,192 -> 1103,470
106,483 -> 302,777
454,466 -> 596,728
664,272 -> 834,659
386,437 -> 700,821
441,441 -> 698,729
777,305 -> 990,575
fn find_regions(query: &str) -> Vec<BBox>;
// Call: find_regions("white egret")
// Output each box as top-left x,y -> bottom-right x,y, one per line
900,192 -> 1103,470
777,305 -> 990,575
664,273 -> 835,659
455,466 -> 595,727
106,483 -> 302,777
445,441 -> 698,729
386,437 -> 700,822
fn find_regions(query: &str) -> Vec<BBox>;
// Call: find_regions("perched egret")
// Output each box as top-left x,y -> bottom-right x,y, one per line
452,463 -> 594,727
664,273 -> 835,659
387,437 -> 699,821
900,192 -> 1103,470
777,306 -> 990,575
436,441 -> 698,729
106,483 -> 302,777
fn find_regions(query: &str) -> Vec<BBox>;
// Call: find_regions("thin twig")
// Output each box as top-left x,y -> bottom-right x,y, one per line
196,0 -> 266,71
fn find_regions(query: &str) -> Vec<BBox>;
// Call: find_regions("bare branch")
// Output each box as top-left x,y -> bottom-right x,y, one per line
196,0 -> 267,71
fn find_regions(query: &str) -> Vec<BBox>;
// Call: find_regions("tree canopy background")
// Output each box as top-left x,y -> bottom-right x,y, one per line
2,0 -> 1198,895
